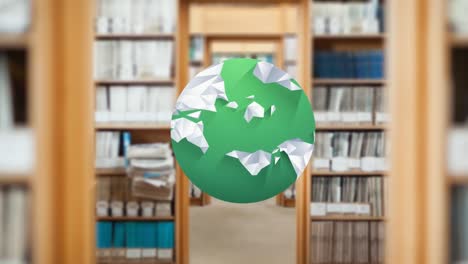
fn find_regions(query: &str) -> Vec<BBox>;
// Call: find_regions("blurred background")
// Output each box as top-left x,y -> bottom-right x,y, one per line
0,0 -> 463,264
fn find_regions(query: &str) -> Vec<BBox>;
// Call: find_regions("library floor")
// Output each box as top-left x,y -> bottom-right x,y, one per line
190,198 -> 295,264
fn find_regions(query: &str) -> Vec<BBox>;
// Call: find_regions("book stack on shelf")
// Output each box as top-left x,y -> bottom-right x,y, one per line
0,2 -> 33,263
313,132 -> 387,173
93,0 -> 178,262
311,176 -> 386,218
309,0 -> 388,262
96,221 -> 174,262
310,221 -> 384,263
312,0 -> 384,36
95,138 -> 176,261
313,50 -> 384,80
312,86 -> 388,128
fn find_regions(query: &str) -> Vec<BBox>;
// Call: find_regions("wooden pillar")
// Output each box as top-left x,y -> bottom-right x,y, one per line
296,0 -> 311,263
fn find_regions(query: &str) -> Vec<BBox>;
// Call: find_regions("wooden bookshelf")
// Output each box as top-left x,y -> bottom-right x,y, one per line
95,123 -> 171,131
97,216 -> 175,221
314,34 -> 386,41
0,34 -> 29,49
313,79 -> 386,85
450,34 -> 468,47
95,33 -> 175,40
310,216 -> 386,222
95,79 -> 175,85
315,124 -> 387,131
311,170 -> 387,176
95,168 -> 126,176
0,175 -> 31,185
97,260 -> 177,264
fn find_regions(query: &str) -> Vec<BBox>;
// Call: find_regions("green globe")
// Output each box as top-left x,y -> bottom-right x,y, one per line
171,58 -> 315,203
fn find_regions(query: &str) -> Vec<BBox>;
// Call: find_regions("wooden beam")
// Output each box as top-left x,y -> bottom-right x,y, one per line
176,0 -> 190,263
295,0 -> 310,263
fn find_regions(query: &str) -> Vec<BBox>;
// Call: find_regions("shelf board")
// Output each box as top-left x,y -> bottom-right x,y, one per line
95,33 -> 174,40
312,170 -> 387,176
313,79 -> 386,85
190,197 -> 204,206
95,168 -> 126,176
311,215 -> 386,221
451,34 -> 468,47
314,34 -> 386,41
315,124 -> 387,131
282,198 -> 296,208
97,216 -> 174,221
95,123 -> 171,131
95,79 -> 174,85
0,34 -> 29,49
99,261 -> 174,264
448,175 -> 468,185
0,174 -> 31,185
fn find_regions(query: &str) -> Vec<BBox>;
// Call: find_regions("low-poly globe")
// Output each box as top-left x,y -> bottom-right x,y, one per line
171,58 -> 315,203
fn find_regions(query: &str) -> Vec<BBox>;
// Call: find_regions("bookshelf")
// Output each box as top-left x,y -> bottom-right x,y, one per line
298,0 -> 389,263
92,0 -> 185,263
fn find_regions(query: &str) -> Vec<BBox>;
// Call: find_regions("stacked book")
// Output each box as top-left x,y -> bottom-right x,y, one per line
311,176 -> 385,217
127,143 -> 175,202
95,85 -> 175,123
94,40 -> 174,80
312,0 -> 384,35
95,0 -> 176,34
0,186 -> 29,264
312,86 -> 388,124
96,221 -> 174,261
313,50 -> 384,79
284,36 -> 297,77
313,132 -> 387,172
310,221 -> 384,263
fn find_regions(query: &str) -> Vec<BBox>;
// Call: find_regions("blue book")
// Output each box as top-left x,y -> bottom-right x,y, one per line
122,132 -> 131,167
114,222 -> 126,248
125,222 -> 142,259
157,221 -> 174,260
96,221 -> 112,249
112,222 -> 126,259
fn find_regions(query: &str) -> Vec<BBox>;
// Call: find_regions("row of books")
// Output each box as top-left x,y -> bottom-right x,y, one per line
0,0 -> 30,33
0,187 -> 29,263
97,177 -> 173,218
449,0 -> 468,35
310,221 -> 384,264
96,221 -> 174,261
95,131 -> 125,169
0,53 -> 34,174
312,86 -> 388,124
311,177 -> 386,217
95,0 -> 176,34
313,50 -> 384,79
94,40 -> 174,80
314,132 -> 387,172
95,86 -> 175,123
312,1 -> 384,35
